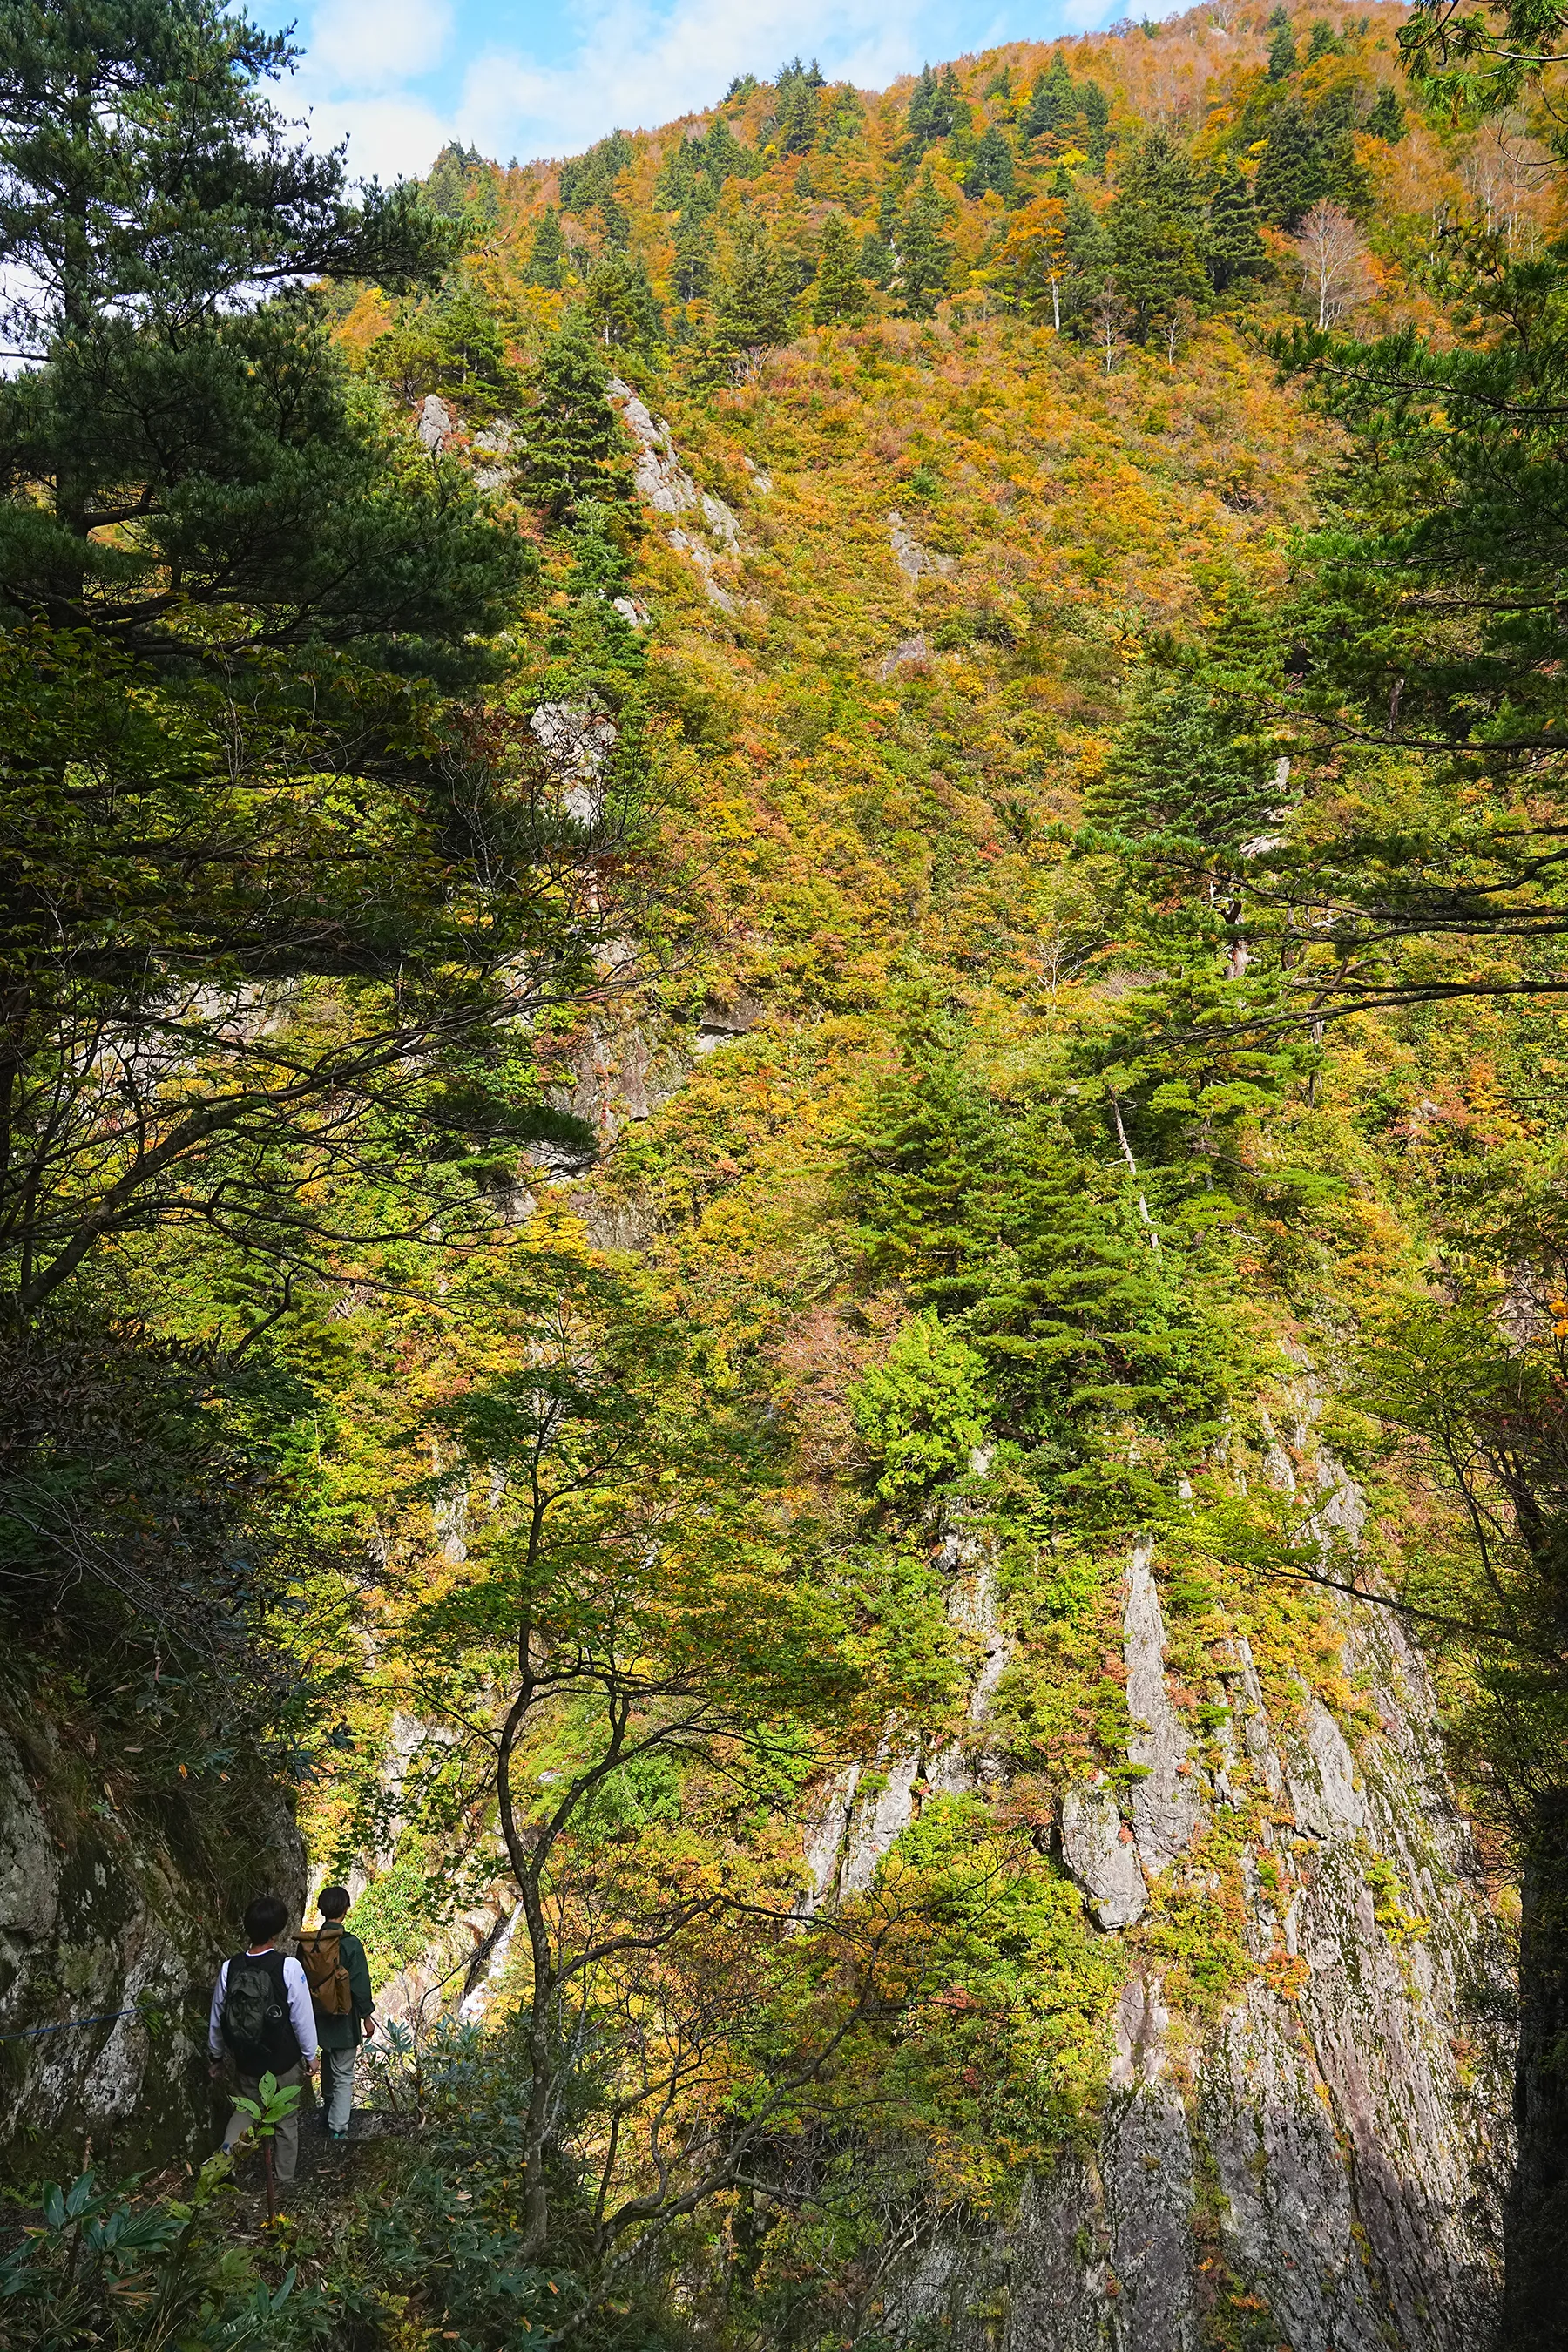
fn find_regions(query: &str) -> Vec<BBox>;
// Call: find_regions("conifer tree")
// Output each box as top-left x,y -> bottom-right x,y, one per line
1365,84 -> 1407,142
673,212 -> 713,299
773,57 -> 824,154
583,253 -> 664,349
1207,158 -> 1269,291
812,213 -> 870,324
1267,18 -> 1298,78
897,166 -> 956,317
963,124 -> 1016,202
522,312 -> 634,526
1254,100 -> 1328,227
907,62 -> 961,152
1083,80 -> 1112,171
527,206 -> 567,288
1024,57 -> 1078,142
713,211 -> 797,355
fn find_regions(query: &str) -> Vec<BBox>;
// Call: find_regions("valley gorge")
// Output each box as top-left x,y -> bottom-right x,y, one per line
3,4 -> 1567,2349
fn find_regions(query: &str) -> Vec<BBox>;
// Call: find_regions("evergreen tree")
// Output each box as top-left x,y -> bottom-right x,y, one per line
713,211 -> 797,354
907,62 -> 962,152
598,194 -> 630,252
859,226 -> 896,289
773,57 -> 824,154
703,114 -> 756,184
1206,158 -> 1269,292
1062,189 -> 1116,330
963,124 -> 1016,202
1023,57 -> 1078,142
423,143 -> 473,218
527,206 -> 567,288
1306,17 -> 1340,57
896,166 -> 956,317
368,280 -> 521,414
1090,670 -> 1279,850
0,0 -> 543,1315
1254,101 -> 1329,227
812,213 -> 870,324
523,312 -> 635,526
583,253 -> 665,349
1082,81 -> 1113,172
1267,20 -> 1298,78
673,211 -> 713,300
1366,84 -> 1408,142
1108,132 -> 1207,342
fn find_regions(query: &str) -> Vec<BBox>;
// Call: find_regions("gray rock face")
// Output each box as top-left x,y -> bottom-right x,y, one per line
887,510 -> 956,583
1061,1782 -> 1146,1929
1007,1589 -> 1511,2352
1123,1541 -> 1204,1879
0,1720 -> 305,2174
814,1431 -> 1514,2352
608,377 -> 744,611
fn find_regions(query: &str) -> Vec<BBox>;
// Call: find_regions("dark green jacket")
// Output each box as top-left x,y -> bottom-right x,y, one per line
306,1927 -> 375,2051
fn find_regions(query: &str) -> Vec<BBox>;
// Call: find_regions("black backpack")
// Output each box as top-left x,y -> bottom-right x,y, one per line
220,1950 -> 300,2073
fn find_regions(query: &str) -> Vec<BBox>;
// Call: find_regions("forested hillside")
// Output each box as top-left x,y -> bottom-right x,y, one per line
6,2 -> 1568,2348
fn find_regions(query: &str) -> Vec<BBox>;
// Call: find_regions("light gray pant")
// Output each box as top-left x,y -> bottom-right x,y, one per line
222,2062 -> 303,2182
321,2044 -> 356,2132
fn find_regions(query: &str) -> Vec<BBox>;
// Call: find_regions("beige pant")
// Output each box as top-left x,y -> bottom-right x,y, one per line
222,2062 -> 304,2183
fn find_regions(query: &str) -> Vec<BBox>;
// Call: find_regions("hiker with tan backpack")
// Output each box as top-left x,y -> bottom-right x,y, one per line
297,1885 -> 377,2142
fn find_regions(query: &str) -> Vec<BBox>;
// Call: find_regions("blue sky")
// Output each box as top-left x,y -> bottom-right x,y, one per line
249,0 -> 1122,185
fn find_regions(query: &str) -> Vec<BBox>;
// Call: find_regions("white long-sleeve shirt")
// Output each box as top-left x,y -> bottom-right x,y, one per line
208,1948 -> 318,2065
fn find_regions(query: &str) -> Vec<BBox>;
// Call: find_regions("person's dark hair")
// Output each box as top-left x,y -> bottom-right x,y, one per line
243,1891 -> 290,1945
318,1885 -> 351,1921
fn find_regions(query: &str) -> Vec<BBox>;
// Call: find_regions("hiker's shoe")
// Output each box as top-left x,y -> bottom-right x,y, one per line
327,2127 -> 350,2142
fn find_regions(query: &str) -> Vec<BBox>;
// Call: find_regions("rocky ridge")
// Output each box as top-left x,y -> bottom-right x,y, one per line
802,1392 -> 1515,2350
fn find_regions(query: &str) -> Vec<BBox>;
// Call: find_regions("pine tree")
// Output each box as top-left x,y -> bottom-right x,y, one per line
1365,84 -> 1408,142
896,166 -> 956,317
963,124 -> 1016,202
773,57 -> 823,154
812,213 -> 870,324
859,227 -> 896,288
0,0 -> 539,1315
1206,159 -> 1269,292
907,63 -> 943,151
523,313 -> 635,526
528,206 -> 567,288
1267,20 -> 1298,78
583,253 -> 665,349
1023,57 -> 1078,142
673,212 -> 713,300
1254,101 -> 1328,227
1083,81 -> 1113,172
713,211 -> 797,355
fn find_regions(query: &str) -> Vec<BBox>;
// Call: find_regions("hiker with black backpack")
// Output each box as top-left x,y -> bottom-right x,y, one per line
207,1891 -> 318,2187
297,1885 -> 376,2143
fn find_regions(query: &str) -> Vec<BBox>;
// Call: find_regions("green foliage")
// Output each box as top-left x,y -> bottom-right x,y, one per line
1207,158 -> 1270,293
896,166 -> 957,318
526,203 -> 567,287
906,62 -> 963,153
1365,83 -> 1408,141
713,210 -> 798,352
1267,20 -> 1299,78
812,212 -> 871,325
850,1311 -> 989,1498
963,123 -> 1016,203
1254,99 -> 1331,227
523,311 -> 636,524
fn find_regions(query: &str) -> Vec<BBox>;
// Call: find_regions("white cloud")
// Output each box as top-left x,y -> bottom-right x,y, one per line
309,0 -> 456,89
294,90 -> 458,183
460,0 -> 936,159
275,0 -> 1095,183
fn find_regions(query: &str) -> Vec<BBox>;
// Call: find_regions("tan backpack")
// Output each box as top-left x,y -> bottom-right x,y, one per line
297,1924 -> 353,2017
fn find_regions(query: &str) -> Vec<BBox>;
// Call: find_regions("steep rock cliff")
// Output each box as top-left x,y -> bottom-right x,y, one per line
806,1431 -> 1514,2351
0,1712 -> 305,2179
